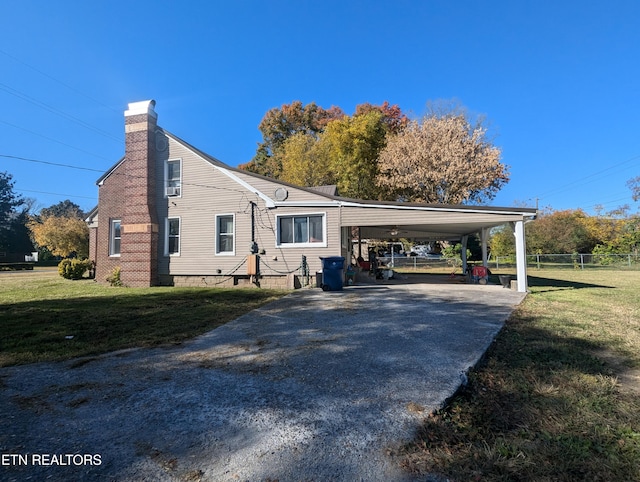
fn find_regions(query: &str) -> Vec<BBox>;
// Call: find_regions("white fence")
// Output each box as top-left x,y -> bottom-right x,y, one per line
495,253 -> 639,270
377,256 -> 452,270
363,253 -> 639,271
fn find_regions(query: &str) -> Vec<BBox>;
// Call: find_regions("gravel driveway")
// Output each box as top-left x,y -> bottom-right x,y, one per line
0,281 -> 526,481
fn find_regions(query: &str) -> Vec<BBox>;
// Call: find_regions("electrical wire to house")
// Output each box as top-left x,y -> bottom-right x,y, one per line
0,153 -> 256,200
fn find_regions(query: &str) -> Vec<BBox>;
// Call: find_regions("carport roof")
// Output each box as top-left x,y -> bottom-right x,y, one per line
334,198 -> 537,241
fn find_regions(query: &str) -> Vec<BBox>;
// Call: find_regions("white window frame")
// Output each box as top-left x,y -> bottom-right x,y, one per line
215,213 -> 235,255
165,217 -> 181,256
275,213 -> 327,248
164,158 -> 182,197
109,219 -> 121,257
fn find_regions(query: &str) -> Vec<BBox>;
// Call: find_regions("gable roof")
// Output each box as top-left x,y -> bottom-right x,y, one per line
162,130 -> 537,214
91,126 -> 537,239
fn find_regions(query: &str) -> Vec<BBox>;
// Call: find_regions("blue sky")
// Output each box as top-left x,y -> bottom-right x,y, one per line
2,1 -> 639,215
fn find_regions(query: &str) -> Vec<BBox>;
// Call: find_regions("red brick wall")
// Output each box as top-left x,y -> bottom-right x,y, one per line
93,102 -> 160,287
120,109 -> 159,287
94,162 -> 126,283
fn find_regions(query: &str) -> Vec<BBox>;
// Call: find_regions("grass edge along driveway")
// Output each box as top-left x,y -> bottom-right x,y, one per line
396,269 -> 640,482
0,270 -> 288,367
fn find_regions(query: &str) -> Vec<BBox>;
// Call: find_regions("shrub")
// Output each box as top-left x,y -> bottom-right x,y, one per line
106,266 -> 123,287
58,258 -> 94,280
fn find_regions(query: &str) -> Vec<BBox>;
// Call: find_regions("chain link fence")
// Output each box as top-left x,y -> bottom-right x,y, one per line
365,253 -> 640,272
494,253 -> 640,270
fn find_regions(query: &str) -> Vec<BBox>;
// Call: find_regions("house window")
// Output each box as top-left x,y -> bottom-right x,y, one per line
216,214 -> 235,255
165,159 -> 181,197
166,218 -> 180,255
277,214 -> 325,247
110,219 -> 121,256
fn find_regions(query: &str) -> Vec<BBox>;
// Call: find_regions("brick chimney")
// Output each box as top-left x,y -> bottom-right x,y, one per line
120,100 -> 159,286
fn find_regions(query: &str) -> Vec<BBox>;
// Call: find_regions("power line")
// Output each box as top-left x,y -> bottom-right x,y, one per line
0,81 -> 121,142
19,188 -> 96,200
0,120 -> 115,162
582,195 -> 636,211
1,153 -> 253,196
537,153 -> 640,200
0,48 -> 120,115
0,154 -> 105,173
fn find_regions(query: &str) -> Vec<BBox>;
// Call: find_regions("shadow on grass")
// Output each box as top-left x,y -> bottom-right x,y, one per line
527,275 -> 614,291
397,311 -> 639,481
0,288 -> 286,366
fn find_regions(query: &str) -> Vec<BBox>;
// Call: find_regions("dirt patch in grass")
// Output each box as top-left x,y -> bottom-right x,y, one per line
592,348 -> 640,395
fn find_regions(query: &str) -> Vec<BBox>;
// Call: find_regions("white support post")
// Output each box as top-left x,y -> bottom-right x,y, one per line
461,235 -> 468,274
481,228 -> 489,268
513,220 -> 528,292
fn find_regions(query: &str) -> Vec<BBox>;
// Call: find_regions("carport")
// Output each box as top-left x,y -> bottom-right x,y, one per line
338,200 -> 537,292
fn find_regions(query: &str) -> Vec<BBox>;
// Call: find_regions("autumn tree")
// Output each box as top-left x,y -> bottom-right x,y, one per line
278,110 -> 389,199
324,110 -> 388,199
526,209 -> 600,254
279,132 -> 334,187
376,110 -> 509,204
354,101 -> 409,135
40,199 -> 84,219
239,101 -> 344,178
488,225 -> 515,258
28,213 -> 89,258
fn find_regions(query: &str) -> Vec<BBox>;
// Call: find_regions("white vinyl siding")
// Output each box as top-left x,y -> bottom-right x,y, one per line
109,219 -> 121,256
276,213 -> 326,247
216,214 -> 235,255
155,136 -> 339,276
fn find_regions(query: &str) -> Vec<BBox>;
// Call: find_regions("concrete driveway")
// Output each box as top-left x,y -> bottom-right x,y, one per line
0,281 -> 526,481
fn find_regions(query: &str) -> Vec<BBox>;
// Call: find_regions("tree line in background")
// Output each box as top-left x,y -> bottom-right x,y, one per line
489,206 -> 640,257
2,95 -> 639,271
0,171 -> 33,261
239,100 -> 509,204
0,171 -> 88,269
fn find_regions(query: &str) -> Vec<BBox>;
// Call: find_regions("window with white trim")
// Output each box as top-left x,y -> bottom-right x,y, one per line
109,219 -> 121,256
216,214 -> 235,255
277,214 -> 325,247
165,159 -> 181,197
166,217 -> 180,255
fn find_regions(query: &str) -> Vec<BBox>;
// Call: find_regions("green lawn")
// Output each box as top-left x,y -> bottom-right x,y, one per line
0,268 -> 288,366
3,268 -> 639,480
397,269 -> 640,481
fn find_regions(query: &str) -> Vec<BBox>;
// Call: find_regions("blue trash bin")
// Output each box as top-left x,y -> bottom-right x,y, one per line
319,256 -> 345,291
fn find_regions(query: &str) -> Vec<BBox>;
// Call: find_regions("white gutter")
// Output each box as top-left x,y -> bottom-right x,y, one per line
273,201 -> 342,208
336,200 -> 536,216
